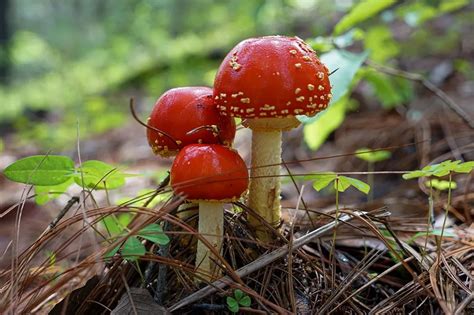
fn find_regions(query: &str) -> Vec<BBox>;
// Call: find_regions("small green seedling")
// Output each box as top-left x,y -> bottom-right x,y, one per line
402,160 -> 474,180
105,223 -> 170,262
403,160 -> 473,259
3,155 -> 132,205
355,148 -> 391,201
309,172 -> 370,194
308,172 -> 370,264
226,289 -> 251,313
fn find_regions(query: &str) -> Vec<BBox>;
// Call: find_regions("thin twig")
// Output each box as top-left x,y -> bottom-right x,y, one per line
48,197 -> 80,230
129,98 -> 180,147
367,60 -> 474,129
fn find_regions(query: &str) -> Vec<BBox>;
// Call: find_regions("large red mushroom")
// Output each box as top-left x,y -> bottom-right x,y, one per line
213,36 -> 331,240
171,144 -> 249,280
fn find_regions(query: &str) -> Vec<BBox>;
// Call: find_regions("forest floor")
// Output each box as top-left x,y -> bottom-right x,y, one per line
0,74 -> 473,314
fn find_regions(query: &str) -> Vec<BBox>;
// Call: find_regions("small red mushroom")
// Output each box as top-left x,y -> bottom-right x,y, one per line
147,87 -> 236,157
213,36 -> 331,241
170,144 -> 248,280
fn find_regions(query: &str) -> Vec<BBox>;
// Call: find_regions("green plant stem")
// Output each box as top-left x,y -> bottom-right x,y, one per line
330,177 -> 340,289
421,178 -> 433,266
368,162 -> 374,202
437,172 -> 453,260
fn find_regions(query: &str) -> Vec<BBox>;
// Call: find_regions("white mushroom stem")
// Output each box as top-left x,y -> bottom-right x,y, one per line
244,117 -> 300,241
248,130 -> 282,240
195,201 -> 223,281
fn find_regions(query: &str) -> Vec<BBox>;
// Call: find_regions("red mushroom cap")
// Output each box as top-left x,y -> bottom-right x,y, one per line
147,87 -> 236,157
170,144 -> 249,201
214,36 -> 332,119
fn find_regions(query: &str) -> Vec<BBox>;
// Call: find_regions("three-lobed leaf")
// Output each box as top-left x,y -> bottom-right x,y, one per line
4,155 -> 75,185
227,289 -> 251,313
310,172 -> 370,195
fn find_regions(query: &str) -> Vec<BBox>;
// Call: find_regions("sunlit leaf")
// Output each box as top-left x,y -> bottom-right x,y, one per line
4,155 -> 75,185
310,172 -> 337,191
303,97 -> 347,150
341,176 -> 371,194
424,179 -> 457,191
355,148 -> 392,163
453,161 -> 474,173
74,160 -> 127,190
403,170 -> 427,180
334,177 -> 351,192
334,0 -> 396,35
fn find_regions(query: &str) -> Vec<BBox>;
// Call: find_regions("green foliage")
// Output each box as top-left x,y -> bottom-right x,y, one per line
300,49 -> 367,151
102,213 -> 133,236
105,223 -> 170,262
303,96 -> 347,151
334,0 -> 396,35
227,289 -> 251,313
309,172 -> 370,195
136,223 -> 170,245
424,179 -> 457,191
403,160 -> 474,179
3,155 -> 131,204
364,25 -> 399,63
396,0 -> 469,26
362,70 -> 413,109
74,160 -> 127,190
355,148 -> 391,163
3,155 -> 75,185
35,178 -> 74,205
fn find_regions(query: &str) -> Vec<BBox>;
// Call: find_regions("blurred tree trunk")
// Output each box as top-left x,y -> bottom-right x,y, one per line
0,0 -> 10,84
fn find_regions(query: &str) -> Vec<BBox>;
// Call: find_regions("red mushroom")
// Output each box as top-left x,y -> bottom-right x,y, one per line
147,87 -> 236,157
170,144 -> 248,280
213,36 -> 331,240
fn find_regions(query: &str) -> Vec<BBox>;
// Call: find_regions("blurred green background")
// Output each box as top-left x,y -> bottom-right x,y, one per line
0,0 -> 472,151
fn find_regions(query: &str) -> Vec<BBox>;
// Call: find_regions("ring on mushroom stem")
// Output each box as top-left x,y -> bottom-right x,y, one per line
213,35 -> 332,241
170,144 -> 249,281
